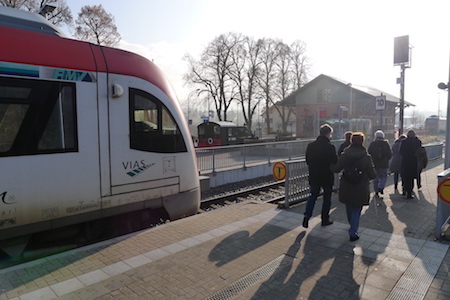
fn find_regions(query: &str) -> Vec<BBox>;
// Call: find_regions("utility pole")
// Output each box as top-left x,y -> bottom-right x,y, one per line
394,35 -> 411,136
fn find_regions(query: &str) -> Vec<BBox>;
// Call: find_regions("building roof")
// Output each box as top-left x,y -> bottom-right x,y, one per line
281,74 -> 415,107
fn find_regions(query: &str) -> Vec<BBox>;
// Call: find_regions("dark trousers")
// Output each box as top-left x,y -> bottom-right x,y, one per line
304,185 -> 332,221
403,175 -> 415,195
346,205 -> 362,237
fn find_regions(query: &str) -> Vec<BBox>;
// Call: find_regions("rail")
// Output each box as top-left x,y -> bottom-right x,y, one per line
196,141 -> 444,176
195,139 -> 343,174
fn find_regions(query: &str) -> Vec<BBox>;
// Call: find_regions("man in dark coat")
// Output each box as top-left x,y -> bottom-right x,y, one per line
302,124 -> 338,228
400,130 -> 422,199
368,130 -> 392,197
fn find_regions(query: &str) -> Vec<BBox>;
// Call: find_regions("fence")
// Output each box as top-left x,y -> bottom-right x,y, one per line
196,139 -> 343,174
282,142 -> 444,208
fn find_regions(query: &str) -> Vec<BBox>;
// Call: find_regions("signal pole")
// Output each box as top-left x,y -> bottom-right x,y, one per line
399,64 -> 406,135
394,35 -> 410,136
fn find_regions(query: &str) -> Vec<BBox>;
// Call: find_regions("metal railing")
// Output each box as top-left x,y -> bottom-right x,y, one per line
282,142 -> 444,208
196,139 -> 343,174
196,140 -> 444,175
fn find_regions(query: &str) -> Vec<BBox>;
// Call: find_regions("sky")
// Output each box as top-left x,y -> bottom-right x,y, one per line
64,0 -> 450,120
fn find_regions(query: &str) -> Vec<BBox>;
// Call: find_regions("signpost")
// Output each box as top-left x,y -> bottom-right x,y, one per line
273,162 -> 287,181
375,95 -> 386,111
437,178 -> 450,205
376,94 -> 386,132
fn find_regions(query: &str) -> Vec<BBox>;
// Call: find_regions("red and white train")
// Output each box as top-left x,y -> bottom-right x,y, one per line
0,7 -> 200,256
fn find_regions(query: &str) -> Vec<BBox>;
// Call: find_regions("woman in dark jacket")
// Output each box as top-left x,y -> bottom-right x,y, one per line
332,132 -> 376,241
400,130 -> 422,199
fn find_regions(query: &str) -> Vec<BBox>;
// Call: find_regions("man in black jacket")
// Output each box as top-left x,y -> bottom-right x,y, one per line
303,124 -> 338,228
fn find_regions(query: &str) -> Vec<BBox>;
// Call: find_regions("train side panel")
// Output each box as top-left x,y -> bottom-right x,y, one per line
0,74 -> 102,239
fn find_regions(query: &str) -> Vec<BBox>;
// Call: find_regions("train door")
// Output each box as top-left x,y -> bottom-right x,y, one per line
106,75 -> 188,207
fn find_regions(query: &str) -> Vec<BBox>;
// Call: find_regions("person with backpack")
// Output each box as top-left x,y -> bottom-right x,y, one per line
332,132 -> 376,241
400,130 -> 422,199
302,124 -> 338,229
368,130 -> 392,197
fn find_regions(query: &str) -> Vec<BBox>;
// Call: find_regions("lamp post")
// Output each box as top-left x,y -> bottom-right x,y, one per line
347,83 -> 352,118
438,76 -> 450,168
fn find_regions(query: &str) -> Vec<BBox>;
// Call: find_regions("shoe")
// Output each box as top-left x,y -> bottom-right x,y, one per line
406,192 -> 414,199
418,184 -> 422,189
302,217 -> 309,228
402,190 -> 406,196
379,189 -> 384,195
394,184 -> 398,190
349,235 -> 360,242
321,220 -> 333,226
375,191 -> 379,197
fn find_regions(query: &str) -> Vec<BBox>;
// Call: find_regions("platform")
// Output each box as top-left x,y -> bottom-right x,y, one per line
1,158 -> 449,300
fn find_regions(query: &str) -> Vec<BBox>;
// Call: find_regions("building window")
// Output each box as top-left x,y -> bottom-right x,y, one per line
317,88 -> 331,103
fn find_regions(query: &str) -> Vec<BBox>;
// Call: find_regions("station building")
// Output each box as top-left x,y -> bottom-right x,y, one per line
281,74 -> 414,142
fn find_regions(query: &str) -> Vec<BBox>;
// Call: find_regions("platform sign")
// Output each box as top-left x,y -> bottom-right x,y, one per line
273,162 -> 287,181
375,95 -> 386,111
437,178 -> 450,204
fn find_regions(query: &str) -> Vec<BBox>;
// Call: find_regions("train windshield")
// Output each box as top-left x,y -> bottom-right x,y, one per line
130,88 -> 186,153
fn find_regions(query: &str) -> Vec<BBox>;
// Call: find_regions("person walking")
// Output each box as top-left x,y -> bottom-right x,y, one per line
389,135 -> 406,192
400,130 -> 422,199
332,132 -> 376,241
416,142 -> 428,189
338,131 -> 352,157
302,124 -> 338,228
368,130 -> 392,197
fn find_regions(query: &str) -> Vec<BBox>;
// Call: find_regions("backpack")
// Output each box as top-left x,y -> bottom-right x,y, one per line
416,146 -> 428,169
342,157 -> 364,184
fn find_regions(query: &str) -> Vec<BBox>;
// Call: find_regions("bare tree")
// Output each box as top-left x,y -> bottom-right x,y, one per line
184,33 -> 310,135
290,40 -> 310,90
74,4 -> 120,47
228,36 -> 264,131
0,0 -> 73,26
183,33 -> 243,122
257,38 -> 282,134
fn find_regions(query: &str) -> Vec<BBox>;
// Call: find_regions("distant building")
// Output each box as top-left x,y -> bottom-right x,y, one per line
259,103 -> 296,138
281,74 -> 414,142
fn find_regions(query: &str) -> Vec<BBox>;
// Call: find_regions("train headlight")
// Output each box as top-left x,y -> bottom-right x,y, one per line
112,84 -> 124,98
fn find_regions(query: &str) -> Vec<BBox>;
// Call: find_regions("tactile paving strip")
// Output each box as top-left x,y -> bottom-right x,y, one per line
206,254 -> 293,300
387,242 -> 448,300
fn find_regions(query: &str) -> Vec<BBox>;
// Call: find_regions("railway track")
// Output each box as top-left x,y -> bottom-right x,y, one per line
199,181 -> 286,211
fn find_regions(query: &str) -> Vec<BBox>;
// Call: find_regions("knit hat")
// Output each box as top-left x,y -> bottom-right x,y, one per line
375,130 -> 384,139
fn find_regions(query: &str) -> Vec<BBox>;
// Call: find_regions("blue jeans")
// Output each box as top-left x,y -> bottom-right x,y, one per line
373,168 -> 388,192
304,185 -> 332,221
346,205 -> 362,237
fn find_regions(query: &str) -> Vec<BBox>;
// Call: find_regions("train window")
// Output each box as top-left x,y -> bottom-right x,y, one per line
38,86 -> 76,150
0,104 -> 28,152
0,77 -> 77,156
130,88 -> 187,153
